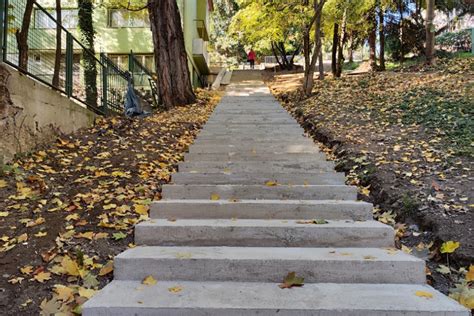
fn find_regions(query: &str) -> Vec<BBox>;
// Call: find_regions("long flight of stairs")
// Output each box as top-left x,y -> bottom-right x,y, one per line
83,75 -> 468,315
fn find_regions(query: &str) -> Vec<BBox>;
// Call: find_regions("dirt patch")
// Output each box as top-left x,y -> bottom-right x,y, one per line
264,58 -> 473,307
0,90 -> 221,315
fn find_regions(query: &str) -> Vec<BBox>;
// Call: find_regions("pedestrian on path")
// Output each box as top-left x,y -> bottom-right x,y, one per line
247,49 -> 256,69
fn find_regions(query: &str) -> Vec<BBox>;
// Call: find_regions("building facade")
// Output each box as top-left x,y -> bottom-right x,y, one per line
30,0 -> 213,88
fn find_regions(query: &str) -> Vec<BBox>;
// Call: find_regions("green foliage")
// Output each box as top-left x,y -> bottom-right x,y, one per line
78,0 -> 98,107
436,29 -> 472,52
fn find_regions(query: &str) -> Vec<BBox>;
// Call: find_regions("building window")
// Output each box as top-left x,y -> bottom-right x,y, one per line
108,9 -> 150,28
34,9 -> 79,29
108,54 -> 155,73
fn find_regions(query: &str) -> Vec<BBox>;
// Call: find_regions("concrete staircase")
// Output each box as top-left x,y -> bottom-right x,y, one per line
83,79 -> 468,315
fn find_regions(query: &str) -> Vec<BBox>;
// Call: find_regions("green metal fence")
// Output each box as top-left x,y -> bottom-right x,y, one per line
128,50 -> 159,108
0,0 -> 134,116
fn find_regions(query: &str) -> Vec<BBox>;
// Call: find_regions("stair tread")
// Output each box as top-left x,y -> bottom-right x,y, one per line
83,281 -> 469,315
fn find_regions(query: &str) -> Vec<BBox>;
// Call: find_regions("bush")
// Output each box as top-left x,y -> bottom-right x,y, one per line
436,29 -> 472,52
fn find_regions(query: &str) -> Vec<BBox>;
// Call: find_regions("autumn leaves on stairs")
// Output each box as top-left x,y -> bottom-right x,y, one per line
83,76 -> 468,315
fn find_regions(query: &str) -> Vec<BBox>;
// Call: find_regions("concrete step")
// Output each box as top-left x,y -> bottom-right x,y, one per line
150,199 -> 373,220
183,152 -> 326,162
194,135 -> 313,142
192,139 -> 315,147
82,281 -> 470,316
189,145 -> 320,154
113,246 -> 426,284
135,219 -> 394,248
171,172 -> 346,185
162,184 -> 357,200
178,161 -> 335,173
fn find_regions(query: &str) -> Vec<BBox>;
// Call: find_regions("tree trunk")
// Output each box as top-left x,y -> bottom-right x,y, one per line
425,0 -> 435,64
78,0 -> 98,107
378,4 -> 385,70
331,23 -> 339,76
335,9 -> 347,78
318,49 -> 324,80
348,31 -> 354,63
52,0 -> 62,87
398,1 -> 404,62
303,0 -> 325,96
368,6 -> 377,71
148,0 -> 196,107
15,0 -> 35,71
271,41 -> 284,70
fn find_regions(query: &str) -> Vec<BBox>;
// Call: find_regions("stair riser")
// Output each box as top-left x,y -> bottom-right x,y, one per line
183,153 -> 326,162
114,257 -> 425,284
150,202 -> 373,220
135,225 -> 394,248
171,173 -> 346,185
162,185 -> 357,201
189,147 -> 320,154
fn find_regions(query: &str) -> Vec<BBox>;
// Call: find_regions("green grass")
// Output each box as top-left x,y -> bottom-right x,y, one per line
343,61 -> 361,71
389,88 -> 474,156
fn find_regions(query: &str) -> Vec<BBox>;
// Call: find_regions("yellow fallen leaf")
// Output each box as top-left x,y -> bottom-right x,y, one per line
0,211 -> 9,217
20,265 -> 33,275
103,204 -> 117,210
34,231 -> 47,237
168,286 -> 183,293
210,193 -> 220,201
17,233 -> 28,242
265,180 -> 278,187
54,285 -> 75,302
440,241 -> 460,254
78,287 -> 97,299
99,260 -> 114,276
94,232 -> 109,240
0,179 -> 7,188
466,265 -> 474,282
415,290 -> 434,299
76,232 -> 95,240
34,271 -> 51,283
61,255 -> 80,277
142,275 -> 157,286
134,204 -> 150,215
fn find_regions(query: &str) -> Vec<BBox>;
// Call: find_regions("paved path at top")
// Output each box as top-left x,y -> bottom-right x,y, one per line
84,73 -> 468,315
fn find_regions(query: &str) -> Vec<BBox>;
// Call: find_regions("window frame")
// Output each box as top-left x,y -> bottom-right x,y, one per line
107,8 -> 150,29
33,8 -> 79,30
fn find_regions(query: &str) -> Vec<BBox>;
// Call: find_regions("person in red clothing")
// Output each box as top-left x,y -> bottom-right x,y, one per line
247,49 -> 256,69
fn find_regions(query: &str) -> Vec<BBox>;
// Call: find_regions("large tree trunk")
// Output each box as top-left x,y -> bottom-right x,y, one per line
425,0 -> 435,64
78,0 -> 98,107
148,0 -> 196,108
303,0 -> 325,96
378,3 -> 385,71
318,49 -> 324,80
15,0 -> 35,71
52,0 -> 62,87
335,9 -> 347,78
368,6 -> 377,71
331,23 -> 339,76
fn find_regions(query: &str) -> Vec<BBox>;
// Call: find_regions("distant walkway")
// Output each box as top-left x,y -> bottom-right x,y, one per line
84,73 -> 468,315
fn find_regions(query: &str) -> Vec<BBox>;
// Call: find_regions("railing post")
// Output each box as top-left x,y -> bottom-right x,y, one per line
128,50 -> 133,73
101,53 -> 108,115
0,0 -> 7,60
65,33 -> 73,97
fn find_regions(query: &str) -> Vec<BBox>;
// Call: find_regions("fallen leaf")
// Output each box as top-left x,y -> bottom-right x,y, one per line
78,287 -> 97,299
134,204 -> 149,215
34,271 -> 51,283
265,180 -> 278,186
61,255 -> 80,277
20,265 -> 33,275
296,219 -> 328,225
465,265 -> 474,282
210,193 -> 220,201
0,211 -> 9,217
112,232 -> 127,240
279,272 -> 304,289
142,275 -> 157,286
168,286 -> 183,293
415,290 -> 434,299
0,179 -> 7,188
440,241 -> 460,254
99,260 -> 114,276
34,231 -> 47,237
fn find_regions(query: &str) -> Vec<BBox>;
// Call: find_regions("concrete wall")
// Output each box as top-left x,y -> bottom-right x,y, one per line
0,63 -> 96,162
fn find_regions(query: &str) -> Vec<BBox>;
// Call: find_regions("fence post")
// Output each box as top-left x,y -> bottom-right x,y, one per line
0,0 -> 6,59
65,33 -> 73,97
101,53 -> 108,115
